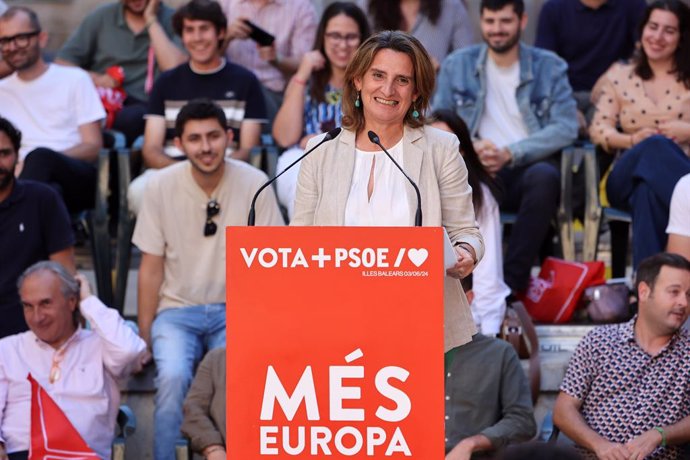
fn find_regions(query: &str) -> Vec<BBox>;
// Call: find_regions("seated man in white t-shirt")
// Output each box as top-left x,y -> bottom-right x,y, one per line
432,0 -> 577,296
0,6 -> 105,214
667,173 -> 690,261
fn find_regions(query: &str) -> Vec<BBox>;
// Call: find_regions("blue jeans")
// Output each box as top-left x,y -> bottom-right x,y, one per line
151,304 -> 226,460
607,135 -> 690,268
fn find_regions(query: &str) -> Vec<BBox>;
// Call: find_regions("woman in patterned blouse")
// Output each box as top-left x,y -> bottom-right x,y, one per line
589,0 -> 690,269
272,2 -> 370,219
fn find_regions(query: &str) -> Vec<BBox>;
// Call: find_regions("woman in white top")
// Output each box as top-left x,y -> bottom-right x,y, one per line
291,31 -> 484,351
431,109 -> 509,336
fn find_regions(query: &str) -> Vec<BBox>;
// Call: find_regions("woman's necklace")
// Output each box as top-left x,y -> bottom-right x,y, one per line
325,87 -> 342,105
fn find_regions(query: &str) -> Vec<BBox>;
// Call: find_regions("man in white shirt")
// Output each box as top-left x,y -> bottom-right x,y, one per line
0,261 -> 147,460
667,174 -> 690,261
220,0 -> 317,126
0,6 -> 105,214
432,0 -> 577,296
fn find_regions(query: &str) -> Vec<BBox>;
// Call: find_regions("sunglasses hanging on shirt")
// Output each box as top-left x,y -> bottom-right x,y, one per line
204,199 -> 220,237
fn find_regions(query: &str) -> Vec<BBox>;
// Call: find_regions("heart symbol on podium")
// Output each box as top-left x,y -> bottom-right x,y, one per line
407,248 -> 428,267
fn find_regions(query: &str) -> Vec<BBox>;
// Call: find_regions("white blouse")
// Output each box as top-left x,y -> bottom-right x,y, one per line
344,139 -> 411,226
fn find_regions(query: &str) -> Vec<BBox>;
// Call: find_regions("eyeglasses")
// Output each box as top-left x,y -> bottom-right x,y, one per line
204,199 -> 220,237
0,30 -> 41,49
324,32 -> 360,45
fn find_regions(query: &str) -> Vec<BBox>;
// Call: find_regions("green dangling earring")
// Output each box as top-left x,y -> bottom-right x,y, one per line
411,101 -> 419,119
355,91 -> 361,108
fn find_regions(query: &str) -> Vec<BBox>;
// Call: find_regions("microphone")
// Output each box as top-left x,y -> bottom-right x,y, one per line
367,130 -> 422,227
248,127 -> 342,226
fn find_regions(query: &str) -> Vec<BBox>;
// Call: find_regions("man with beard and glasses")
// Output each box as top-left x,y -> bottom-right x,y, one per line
132,99 -> 282,460
432,0 -> 577,298
56,0 -> 186,146
0,117 -> 75,340
0,7 -> 105,215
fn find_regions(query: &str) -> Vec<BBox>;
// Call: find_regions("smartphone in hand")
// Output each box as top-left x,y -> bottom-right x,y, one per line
243,19 -> 275,46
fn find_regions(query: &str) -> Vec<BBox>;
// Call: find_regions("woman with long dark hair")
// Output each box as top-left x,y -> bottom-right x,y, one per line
431,109 -> 508,336
590,0 -> 690,268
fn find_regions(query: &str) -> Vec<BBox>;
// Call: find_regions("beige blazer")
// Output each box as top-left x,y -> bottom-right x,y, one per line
292,125 -> 484,351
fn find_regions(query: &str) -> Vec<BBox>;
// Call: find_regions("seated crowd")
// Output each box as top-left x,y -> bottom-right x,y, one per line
1,0 -> 689,459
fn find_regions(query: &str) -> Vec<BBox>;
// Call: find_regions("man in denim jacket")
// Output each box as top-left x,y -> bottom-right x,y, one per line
432,0 -> 577,295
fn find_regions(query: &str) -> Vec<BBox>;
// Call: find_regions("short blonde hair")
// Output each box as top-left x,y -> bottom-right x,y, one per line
342,30 -> 435,133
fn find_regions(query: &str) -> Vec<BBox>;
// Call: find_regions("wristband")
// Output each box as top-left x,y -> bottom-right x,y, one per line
292,76 -> 307,86
654,427 -> 667,447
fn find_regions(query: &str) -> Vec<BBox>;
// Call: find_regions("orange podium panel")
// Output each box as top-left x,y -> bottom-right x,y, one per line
226,226 -> 445,459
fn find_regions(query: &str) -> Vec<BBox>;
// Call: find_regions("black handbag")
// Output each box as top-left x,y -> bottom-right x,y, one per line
583,283 -> 632,323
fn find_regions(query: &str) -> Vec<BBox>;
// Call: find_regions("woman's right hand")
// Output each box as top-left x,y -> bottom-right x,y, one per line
658,120 -> 690,145
631,128 -> 658,147
296,50 -> 326,82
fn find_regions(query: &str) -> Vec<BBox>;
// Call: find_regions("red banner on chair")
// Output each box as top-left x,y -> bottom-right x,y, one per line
28,374 -> 99,459
226,226 -> 445,459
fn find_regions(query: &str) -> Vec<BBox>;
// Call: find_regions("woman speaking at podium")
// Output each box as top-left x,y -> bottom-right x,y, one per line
291,30 -> 484,351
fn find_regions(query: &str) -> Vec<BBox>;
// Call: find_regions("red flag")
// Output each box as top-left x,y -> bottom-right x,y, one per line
28,374 -> 100,460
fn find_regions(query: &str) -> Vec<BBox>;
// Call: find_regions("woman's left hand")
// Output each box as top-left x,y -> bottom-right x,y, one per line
658,120 -> 690,145
446,245 -> 475,279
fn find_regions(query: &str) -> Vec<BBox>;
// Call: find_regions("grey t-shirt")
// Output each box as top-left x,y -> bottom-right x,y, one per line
57,1 -> 182,102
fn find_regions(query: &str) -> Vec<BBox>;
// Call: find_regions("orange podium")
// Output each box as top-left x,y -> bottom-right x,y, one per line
226,226 -> 445,458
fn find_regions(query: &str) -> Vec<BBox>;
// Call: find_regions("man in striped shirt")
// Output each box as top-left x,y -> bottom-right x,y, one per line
128,0 -> 266,214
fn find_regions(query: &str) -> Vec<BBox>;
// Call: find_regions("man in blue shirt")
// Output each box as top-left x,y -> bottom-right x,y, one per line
535,0 -> 645,130
0,117 -> 75,339
432,0 -> 577,295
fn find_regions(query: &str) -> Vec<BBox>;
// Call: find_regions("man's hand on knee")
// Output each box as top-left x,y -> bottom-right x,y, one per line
593,439 -> 632,460
625,429 -> 663,460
